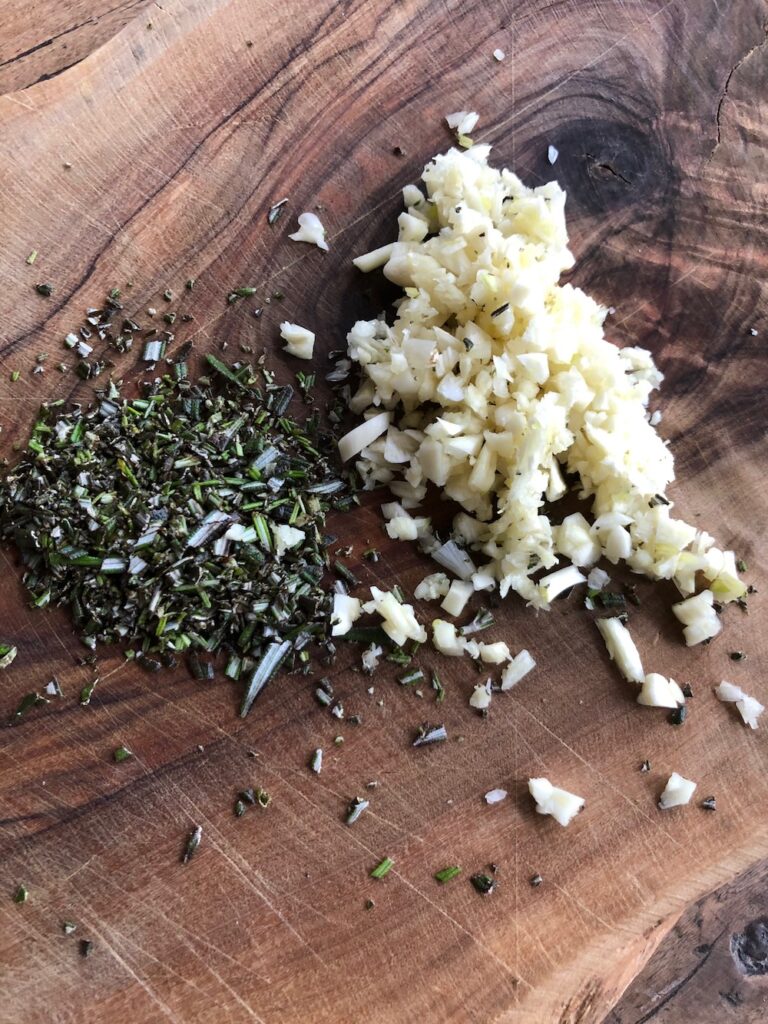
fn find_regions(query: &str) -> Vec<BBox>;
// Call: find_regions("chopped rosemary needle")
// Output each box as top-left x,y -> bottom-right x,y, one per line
398,668 -> 424,686
181,825 -> 203,864
413,723 -> 447,747
370,857 -> 394,879
0,643 -> 18,669
434,866 -> 461,884
268,198 -> 289,225
470,873 -> 495,895
10,691 -> 48,723
79,679 -> 98,706
431,670 -> 446,703
346,797 -> 369,825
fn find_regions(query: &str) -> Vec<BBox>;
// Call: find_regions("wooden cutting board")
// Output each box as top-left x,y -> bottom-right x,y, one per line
0,2 -> 766,1022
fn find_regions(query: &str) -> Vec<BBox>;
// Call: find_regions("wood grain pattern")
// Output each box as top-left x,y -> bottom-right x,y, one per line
0,2 -> 766,1022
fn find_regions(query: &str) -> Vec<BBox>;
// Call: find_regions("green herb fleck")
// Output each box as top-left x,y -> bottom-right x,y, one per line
413,723 -> 447,747
0,643 -> 17,669
185,278 -> 195,291
268,199 -> 289,225
370,857 -> 394,879
26,250 -> 38,266
470,873 -> 495,895
431,670 -> 445,703
13,884 -> 28,904
10,370 -> 20,383
736,559 -> 747,573
35,283 -> 53,297
79,679 -> 98,706
11,690 -> 48,723
182,825 -> 203,864
113,745 -> 133,763
434,866 -> 461,884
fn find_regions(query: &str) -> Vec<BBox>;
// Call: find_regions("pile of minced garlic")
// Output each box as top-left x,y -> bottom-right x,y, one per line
339,138 -> 746,633
331,125 -> 760,823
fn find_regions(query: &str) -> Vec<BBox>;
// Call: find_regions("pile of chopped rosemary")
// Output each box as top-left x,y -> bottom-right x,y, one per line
0,353 -> 356,714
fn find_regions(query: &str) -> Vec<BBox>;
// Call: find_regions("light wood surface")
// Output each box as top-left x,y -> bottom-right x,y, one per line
0,2 -> 767,1022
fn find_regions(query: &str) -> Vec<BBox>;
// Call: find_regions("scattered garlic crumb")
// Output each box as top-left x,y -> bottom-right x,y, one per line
445,111 -> 479,137
596,617 -> 644,683
288,212 -> 329,251
528,777 -> 584,827
715,680 -> 764,729
500,649 -> 536,690
637,672 -> 686,709
331,593 -> 362,636
485,788 -> 507,804
658,772 -> 696,809
493,48 -> 505,62
414,572 -> 451,601
279,321 -> 315,360
547,144 -> 559,164
469,681 -> 492,710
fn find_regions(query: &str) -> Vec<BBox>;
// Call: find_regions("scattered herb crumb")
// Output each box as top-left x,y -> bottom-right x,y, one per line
35,283 -> 53,297
370,857 -> 394,879
701,796 -> 717,811
11,690 -> 48,723
13,884 -> 28,904
268,199 -> 289,225
113,745 -> 133,763
530,873 -> 543,887
79,939 -> 93,958
668,706 -> 686,726
737,559 -> 747,573
730,651 -> 746,662
62,921 -> 77,934
182,825 -> 203,864
364,898 -> 375,910
470,873 -> 495,895
26,250 -> 38,266
0,643 -> 18,669
640,760 -> 651,773
434,866 -> 461,884
413,723 -> 447,747
346,797 -> 369,825
79,679 -> 98,706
